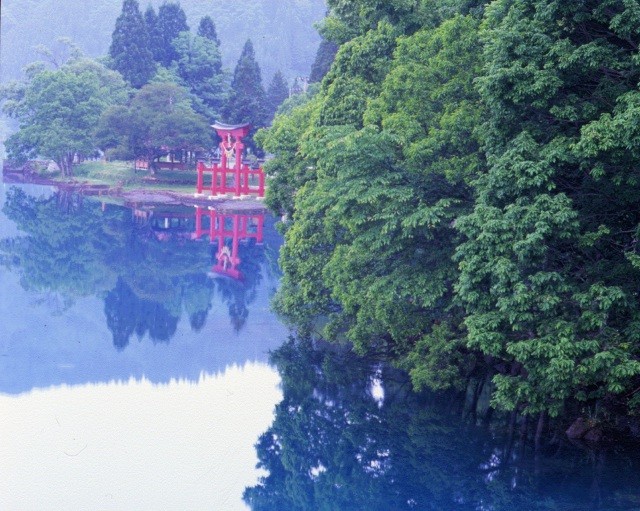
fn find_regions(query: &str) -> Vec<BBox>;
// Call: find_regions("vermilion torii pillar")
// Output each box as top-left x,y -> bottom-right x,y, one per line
195,121 -> 266,198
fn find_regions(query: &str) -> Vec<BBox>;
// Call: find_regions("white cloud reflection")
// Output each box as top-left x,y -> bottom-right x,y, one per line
0,362 -> 282,511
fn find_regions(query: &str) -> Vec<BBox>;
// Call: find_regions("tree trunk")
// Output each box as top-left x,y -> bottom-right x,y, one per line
534,410 -> 546,452
56,154 -> 74,178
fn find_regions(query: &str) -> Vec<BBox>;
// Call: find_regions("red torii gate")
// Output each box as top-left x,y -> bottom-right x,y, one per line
191,206 -> 264,280
195,122 -> 265,198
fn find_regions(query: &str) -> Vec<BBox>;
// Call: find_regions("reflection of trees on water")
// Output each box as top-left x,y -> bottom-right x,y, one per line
244,338 -> 640,511
0,189 -> 116,300
0,187 -> 270,349
104,278 -> 179,350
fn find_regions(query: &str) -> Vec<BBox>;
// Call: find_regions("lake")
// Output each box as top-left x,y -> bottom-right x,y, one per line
1,184 -> 640,510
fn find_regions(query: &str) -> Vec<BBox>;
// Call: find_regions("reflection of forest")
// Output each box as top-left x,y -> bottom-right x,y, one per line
0,188 -> 276,349
245,338 -> 640,511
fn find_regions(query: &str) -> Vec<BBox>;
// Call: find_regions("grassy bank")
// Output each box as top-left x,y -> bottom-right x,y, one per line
62,160 -> 197,194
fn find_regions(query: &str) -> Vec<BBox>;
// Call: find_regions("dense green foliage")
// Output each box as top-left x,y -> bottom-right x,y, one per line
96,81 -> 212,167
154,2 -> 190,67
109,0 -> 156,88
222,40 -> 268,151
223,40 -> 267,124
265,70 -> 290,122
308,38 -> 338,83
456,0 -> 640,416
259,0 -> 640,422
172,31 -> 227,119
1,56 -> 129,176
197,15 -> 220,46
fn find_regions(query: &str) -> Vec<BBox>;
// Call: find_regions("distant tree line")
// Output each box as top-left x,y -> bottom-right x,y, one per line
0,0 -> 319,175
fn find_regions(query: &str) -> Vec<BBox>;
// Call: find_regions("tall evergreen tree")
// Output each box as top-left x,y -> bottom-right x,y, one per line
197,16 -> 220,47
156,2 -> 189,67
144,5 -> 164,64
223,39 -> 267,132
265,70 -> 289,122
109,0 -> 155,88
309,38 -> 338,83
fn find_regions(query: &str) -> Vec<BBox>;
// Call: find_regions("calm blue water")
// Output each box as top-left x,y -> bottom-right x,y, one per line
1,184 -> 640,511
0,184 -> 287,510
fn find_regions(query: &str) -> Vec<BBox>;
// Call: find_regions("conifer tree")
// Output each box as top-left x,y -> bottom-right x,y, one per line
265,70 -> 289,122
197,16 -> 220,47
144,5 -> 164,64
109,0 -> 155,88
309,38 -> 338,83
223,39 -> 267,129
156,2 -> 189,67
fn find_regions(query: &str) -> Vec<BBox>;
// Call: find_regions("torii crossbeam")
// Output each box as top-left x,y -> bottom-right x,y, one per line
195,122 -> 265,198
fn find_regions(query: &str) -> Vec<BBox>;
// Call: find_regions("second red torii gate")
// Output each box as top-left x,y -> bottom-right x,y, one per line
195,122 -> 265,198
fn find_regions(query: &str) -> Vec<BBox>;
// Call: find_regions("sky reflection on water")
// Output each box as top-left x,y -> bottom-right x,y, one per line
1,363 -> 281,510
0,185 -> 287,510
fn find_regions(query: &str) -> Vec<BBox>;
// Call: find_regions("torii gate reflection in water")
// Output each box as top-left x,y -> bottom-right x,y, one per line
195,122 -> 265,198
192,206 -> 264,280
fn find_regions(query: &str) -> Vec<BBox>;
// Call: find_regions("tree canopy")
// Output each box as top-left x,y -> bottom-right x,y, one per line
265,70 -> 289,122
109,0 -> 156,88
257,0 -> 640,424
172,31 -> 227,119
222,39 -> 268,151
197,15 -> 220,46
223,40 -> 267,126
154,2 -> 190,67
1,56 -> 129,176
96,81 -> 212,168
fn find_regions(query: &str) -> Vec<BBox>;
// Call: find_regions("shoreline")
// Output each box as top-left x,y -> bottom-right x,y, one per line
2,169 -> 269,212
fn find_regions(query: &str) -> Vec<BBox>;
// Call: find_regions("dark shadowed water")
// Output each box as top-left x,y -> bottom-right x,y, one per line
1,184 -> 640,510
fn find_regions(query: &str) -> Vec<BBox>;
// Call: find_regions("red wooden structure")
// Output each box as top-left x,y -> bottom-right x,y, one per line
195,122 -> 265,198
191,206 -> 264,280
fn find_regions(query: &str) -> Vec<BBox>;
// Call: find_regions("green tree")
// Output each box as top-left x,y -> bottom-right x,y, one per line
254,90 -> 322,217
259,0 -> 640,425
455,0 -> 640,416
223,39 -> 267,127
197,15 -> 220,46
308,38 -> 338,83
265,70 -> 289,122
1,57 -> 129,176
96,81 -> 213,171
144,5 -> 164,64
109,0 -> 156,88
260,5 -> 486,392
172,32 -> 227,119
155,2 -> 190,67
222,39 -> 268,153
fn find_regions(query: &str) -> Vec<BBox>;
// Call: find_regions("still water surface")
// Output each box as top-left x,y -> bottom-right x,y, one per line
1,184 -> 640,510
0,184 -> 286,510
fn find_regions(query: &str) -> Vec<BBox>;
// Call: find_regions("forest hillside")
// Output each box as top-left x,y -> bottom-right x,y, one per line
0,0 -> 325,83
